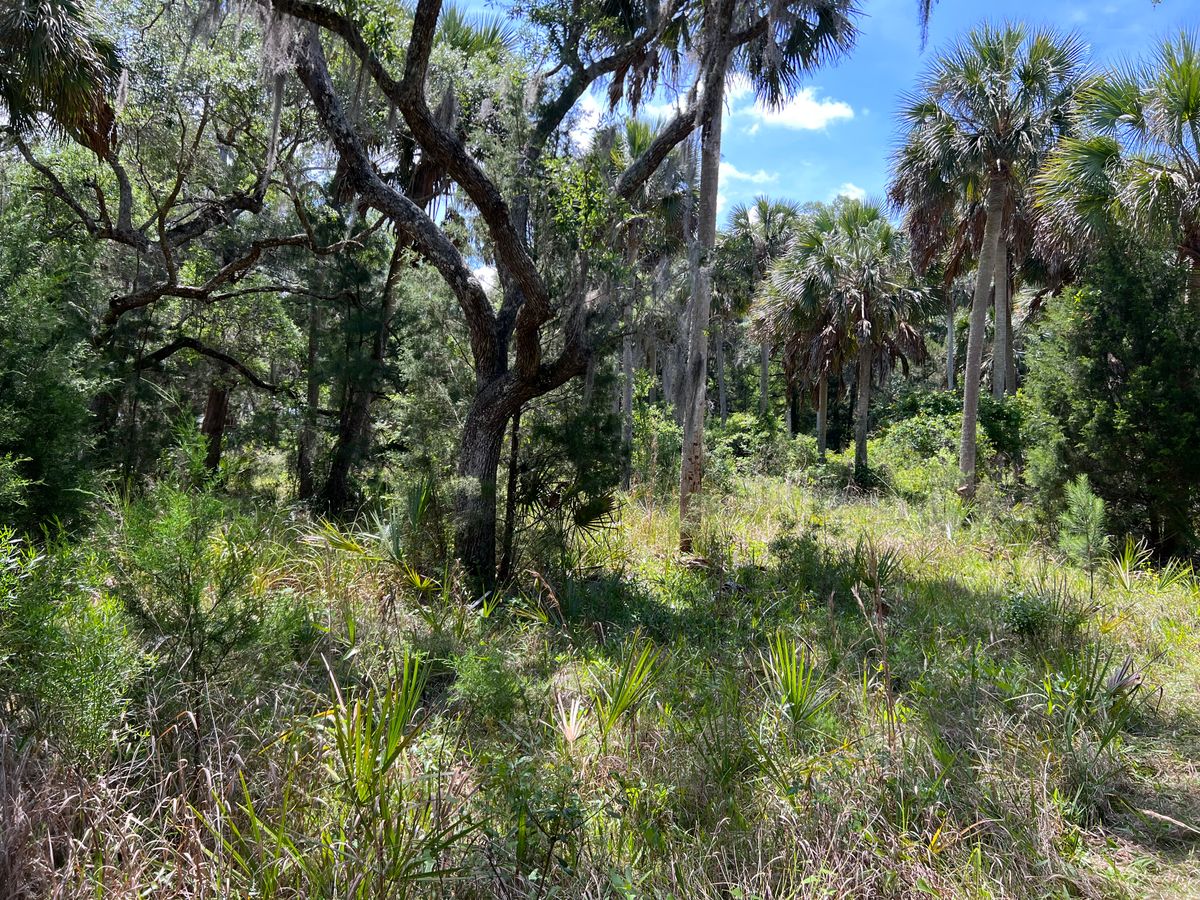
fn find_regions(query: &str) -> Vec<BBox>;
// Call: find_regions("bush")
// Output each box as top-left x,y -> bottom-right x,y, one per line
109,437 -> 278,682
1023,231 -> 1200,554
0,530 -> 142,752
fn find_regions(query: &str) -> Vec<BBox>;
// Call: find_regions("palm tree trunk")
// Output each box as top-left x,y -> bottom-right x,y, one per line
959,176 -> 1006,496
759,341 -> 770,417
854,341 -> 871,480
1004,265 -> 1017,395
945,288 -> 956,391
992,245 -> 1010,400
715,318 -> 727,425
816,374 -> 828,461
678,82 -> 724,553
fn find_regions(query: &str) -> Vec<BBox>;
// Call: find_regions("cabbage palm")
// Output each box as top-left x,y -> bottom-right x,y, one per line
716,197 -> 803,420
758,199 -> 924,480
1037,30 -> 1200,304
0,0 -> 120,153
892,23 -> 1086,495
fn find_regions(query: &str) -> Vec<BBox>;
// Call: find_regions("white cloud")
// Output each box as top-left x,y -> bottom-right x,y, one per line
833,182 -> 867,201
569,92 -> 603,149
739,87 -> 854,131
719,162 -> 777,185
717,191 -> 728,216
472,265 -> 499,295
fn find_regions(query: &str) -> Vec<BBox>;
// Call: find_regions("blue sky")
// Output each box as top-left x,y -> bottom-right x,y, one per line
554,0 -> 1193,223
703,0 -> 1195,221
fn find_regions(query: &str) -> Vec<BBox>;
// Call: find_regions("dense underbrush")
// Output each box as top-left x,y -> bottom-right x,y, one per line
2,468 -> 1199,898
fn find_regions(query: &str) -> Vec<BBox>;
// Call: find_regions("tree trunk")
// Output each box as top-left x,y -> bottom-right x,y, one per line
816,373 -> 828,462
715,318 -> 727,425
945,287 -> 956,392
646,338 -> 657,405
455,397 -> 510,592
621,299 -> 635,490
321,240 -> 404,512
759,341 -> 770,417
678,81 -> 724,553
959,176 -> 1007,496
201,381 -> 231,472
499,408 -> 521,584
298,297 -> 320,500
853,341 -> 871,481
992,245 -> 1010,400
1189,257 -> 1200,306
1004,275 -> 1017,395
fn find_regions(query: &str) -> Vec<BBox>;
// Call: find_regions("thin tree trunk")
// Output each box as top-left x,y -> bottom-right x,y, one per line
816,373 -> 828,462
715,318 -> 727,425
298,297 -> 320,500
992,246 -> 1010,400
853,341 -> 871,480
678,81 -> 724,553
1004,274 -> 1016,395
945,286 -> 956,392
499,408 -> 521,584
321,239 -> 404,512
646,338 -> 657,405
201,381 -> 231,472
759,341 -> 770,417
621,300 -> 635,490
959,176 -> 1006,496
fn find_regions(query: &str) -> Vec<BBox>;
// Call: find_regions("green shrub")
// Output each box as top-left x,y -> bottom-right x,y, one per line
0,530 -> 141,752
451,645 -> 526,728
111,477 -> 276,682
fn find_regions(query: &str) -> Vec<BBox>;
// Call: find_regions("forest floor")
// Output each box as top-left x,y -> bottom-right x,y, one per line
12,475 -> 1200,898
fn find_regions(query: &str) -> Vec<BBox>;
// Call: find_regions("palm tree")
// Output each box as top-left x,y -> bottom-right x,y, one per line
1038,30 -> 1200,304
0,0 -> 120,153
758,199 -> 925,480
715,197 -> 803,421
677,0 -> 858,552
892,23 -> 1087,495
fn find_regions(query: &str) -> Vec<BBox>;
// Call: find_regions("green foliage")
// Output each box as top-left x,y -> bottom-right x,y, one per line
762,630 -> 831,735
451,645 -> 525,728
1023,233 -> 1200,553
590,632 -> 662,741
110,436 -> 278,681
0,529 -> 141,752
1057,475 -> 1110,598
0,192 -> 99,529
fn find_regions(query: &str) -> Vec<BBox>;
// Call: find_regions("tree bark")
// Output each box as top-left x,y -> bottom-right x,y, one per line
992,245 -> 1010,401
646,337 -> 657,405
959,176 -> 1006,496
759,341 -> 770,417
201,381 -> 232,472
715,317 -> 727,425
621,298 -> 635,490
455,395 -> 511,590
499,407 -> 521,584
678,81 -> 724,553
816,374 -> 828,462
1004,273 -> 1016,395
298,296 -> 320,500
945,287 -> 956,392
853,340 -> 871,481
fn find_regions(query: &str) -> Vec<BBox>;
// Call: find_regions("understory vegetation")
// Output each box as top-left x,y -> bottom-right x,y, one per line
5,454 -> 1200,897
